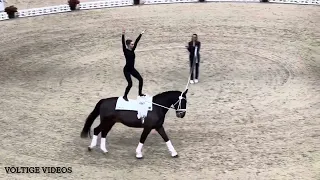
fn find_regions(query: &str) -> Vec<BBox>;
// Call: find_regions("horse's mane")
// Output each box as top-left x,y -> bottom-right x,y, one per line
153,90 -> 182,98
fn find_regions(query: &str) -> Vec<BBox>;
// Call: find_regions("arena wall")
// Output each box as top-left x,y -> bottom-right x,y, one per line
0,0 -> 319,21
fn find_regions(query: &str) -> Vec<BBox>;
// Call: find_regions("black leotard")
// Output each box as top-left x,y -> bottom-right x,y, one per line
122,33 -> 144,100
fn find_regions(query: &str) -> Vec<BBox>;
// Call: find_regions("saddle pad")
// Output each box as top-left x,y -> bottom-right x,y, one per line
115,96 -> 153,111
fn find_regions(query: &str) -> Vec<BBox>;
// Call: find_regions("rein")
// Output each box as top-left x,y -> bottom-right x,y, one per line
151,46 -> 198,112
152,96 -> 187,111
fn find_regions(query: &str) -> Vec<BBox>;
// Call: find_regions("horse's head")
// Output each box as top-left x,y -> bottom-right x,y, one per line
172,89 -> 188,118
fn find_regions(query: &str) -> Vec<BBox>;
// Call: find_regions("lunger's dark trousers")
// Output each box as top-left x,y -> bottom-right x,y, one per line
189,57 -> 200,80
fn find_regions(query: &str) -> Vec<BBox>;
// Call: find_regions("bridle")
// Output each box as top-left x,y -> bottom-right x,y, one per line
152,93 -> 187,114
150,46 -> 197,114
174,95 -> 187,114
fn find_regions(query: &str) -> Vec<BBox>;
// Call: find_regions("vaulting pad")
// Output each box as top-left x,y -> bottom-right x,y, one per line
115,95 -> 153,119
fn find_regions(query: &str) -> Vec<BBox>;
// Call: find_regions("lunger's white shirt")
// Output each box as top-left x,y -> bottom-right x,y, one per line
194,46 -> 199,63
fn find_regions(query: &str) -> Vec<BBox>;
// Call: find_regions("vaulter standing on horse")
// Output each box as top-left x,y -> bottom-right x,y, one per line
122,28 -> 146,101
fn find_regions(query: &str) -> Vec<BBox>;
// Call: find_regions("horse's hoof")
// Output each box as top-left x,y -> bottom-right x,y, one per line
136,156 -> 144,159
101,149 -> 108,154
88,147 -> 92,151
136,154 -> 143,159
172,154 -> 179,158
171,151 -> 178,158
102,151 -> 108,155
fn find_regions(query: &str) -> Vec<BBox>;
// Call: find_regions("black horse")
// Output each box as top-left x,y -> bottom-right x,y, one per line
80,89 -> 188,159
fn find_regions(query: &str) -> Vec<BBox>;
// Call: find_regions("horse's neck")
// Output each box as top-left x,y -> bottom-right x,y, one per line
154,92 -> 179,109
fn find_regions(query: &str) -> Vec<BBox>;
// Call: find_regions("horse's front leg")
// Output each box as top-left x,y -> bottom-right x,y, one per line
156,126 -> 178,158
136,127 -> 152,159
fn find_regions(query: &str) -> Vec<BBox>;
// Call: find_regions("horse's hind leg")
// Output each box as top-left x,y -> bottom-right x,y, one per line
88,124 -> 101,151
156,126 -> 178,158
99,119 -> 116,154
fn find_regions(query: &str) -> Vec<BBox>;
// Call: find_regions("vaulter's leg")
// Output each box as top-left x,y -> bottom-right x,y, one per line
136,127 -> 152,159
131,68 -> 144,96
123,68 -> 133,101
99,120 -> 116,154
156,126 -> 178,157
88,124 -> 101,151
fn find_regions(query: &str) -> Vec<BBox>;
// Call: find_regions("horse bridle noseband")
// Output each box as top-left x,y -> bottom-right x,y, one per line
152,95 -> 187,114
173,96 -> 187,113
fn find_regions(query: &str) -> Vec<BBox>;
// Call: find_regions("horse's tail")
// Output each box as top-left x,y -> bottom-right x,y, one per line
80,99 -> 104,138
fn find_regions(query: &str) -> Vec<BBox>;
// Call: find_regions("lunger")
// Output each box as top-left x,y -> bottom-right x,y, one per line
187,34 -> 201,84
122,28 -> 145,101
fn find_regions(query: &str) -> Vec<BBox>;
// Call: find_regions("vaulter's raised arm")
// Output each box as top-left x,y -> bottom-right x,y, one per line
122,34 -> 126,51
132,34 -> 142,51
